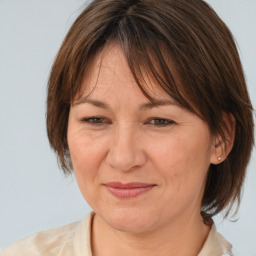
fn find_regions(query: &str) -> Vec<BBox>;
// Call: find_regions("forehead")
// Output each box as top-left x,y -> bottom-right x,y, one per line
78,43 -> 172,102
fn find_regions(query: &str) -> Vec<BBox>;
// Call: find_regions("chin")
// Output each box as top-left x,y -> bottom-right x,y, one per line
99,207 -> 158,233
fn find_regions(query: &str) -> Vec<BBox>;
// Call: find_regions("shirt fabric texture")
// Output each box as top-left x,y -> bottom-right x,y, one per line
0,212 -> 233,256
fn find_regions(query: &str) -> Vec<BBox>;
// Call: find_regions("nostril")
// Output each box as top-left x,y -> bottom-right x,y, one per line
105,143 -> 147,171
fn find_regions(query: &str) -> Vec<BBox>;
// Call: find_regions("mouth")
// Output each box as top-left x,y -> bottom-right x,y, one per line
104,182 -> 156,199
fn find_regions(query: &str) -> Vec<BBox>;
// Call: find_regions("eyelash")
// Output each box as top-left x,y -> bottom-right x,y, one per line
80,116 -> 109,126
80,116 -> 175,127
147,118 -> 175,127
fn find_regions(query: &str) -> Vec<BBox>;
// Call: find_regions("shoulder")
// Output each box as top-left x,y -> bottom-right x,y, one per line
199,224 -> 233,256
0,214 -> 92,256
0,222 -> 79,256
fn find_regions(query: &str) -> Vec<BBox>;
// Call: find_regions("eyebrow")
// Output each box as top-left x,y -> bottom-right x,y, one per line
73,97 -> 178,110
139,100 -> 178,110
73,98 -> 108,108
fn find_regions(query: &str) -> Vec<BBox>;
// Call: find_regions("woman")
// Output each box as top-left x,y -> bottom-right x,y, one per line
1,0 -> 254,255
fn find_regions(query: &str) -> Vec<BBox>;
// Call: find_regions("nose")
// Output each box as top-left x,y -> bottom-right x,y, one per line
105,126 -> 147,171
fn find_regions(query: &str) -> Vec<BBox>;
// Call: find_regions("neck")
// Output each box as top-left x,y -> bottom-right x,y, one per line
91,212 -> 210,256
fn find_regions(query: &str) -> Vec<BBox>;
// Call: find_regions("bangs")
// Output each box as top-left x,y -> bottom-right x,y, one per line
117,20 -> 199,117
72,9 -> 204,119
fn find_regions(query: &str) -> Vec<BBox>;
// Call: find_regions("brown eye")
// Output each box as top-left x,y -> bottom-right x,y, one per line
148,118 -> 174,127
81,116 -> 109,126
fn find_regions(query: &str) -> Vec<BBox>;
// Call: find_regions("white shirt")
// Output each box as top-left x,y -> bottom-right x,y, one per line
0,212 -> 233,256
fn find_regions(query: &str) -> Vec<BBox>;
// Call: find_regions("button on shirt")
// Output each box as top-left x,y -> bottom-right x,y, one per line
0,212 -> 233,256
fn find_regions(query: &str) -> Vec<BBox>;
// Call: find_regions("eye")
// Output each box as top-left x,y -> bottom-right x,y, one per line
147,118 -> 175,127
80,116 -> 110,126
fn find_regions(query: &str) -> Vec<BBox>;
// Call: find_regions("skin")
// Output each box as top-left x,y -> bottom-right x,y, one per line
67,43 -> 226,256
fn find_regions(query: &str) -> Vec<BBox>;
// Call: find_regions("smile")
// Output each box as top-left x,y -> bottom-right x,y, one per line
104,182 -> 156,199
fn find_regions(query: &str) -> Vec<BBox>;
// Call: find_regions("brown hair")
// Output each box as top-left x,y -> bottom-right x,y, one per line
47,0 -> 254,218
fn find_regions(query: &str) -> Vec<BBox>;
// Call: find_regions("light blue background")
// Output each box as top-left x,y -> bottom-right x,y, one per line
0,0 -> 255,255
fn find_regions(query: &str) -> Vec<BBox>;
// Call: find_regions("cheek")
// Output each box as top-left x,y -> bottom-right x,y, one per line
68,136 -> 105,208
67,129 -> 108,194
152,133 -> 211,194
68,127 -> 107,168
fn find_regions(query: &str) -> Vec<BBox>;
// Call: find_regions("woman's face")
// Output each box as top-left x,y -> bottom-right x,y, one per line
67,44 -> 218,233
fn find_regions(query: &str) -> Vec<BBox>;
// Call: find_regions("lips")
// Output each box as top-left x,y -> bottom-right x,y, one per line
104,182 -> 156,199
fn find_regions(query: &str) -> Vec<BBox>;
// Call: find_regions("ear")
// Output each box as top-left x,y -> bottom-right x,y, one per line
210,113 -> 236,165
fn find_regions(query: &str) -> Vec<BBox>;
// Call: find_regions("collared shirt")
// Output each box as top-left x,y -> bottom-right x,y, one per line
0,212 -> 233,256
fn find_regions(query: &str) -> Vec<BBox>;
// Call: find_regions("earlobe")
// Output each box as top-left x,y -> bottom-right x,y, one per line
210,136 -> 224,165
210,113 -> 236,165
